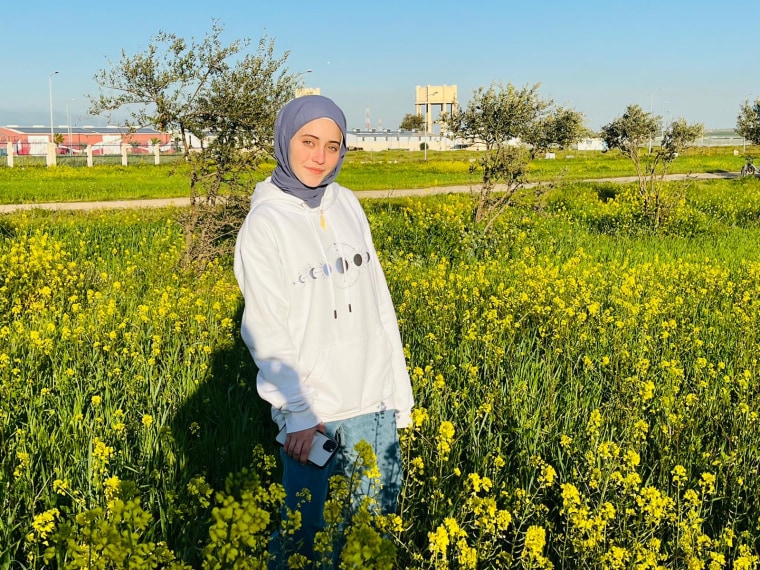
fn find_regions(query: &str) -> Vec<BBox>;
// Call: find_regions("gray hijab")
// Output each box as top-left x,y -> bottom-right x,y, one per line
271,95 -> 347,208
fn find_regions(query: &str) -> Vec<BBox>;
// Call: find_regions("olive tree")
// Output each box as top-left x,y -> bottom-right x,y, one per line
521,106 -> 590,159
445,82 -> 587,231
736,98 -> 760,146
600,104 -> 660,182
399,113 -> 424,131
601,104 -> 703,230
89,21 -> 299,263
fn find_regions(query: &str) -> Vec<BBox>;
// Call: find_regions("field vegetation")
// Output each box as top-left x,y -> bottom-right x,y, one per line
0,146 -> 755,205
3,168 -> 760,567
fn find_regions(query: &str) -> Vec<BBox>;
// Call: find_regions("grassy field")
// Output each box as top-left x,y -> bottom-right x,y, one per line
3,173 -> 760,567
0,145 -> 754,204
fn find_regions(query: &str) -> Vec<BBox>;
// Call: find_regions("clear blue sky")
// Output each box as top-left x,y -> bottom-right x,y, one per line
1,1 -> 755,132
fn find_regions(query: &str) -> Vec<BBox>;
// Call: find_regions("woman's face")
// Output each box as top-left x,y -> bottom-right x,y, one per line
288,118 -> 343,188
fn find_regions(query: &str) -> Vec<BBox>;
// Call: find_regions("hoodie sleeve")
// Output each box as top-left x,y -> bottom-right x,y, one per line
355,201 -> 415,428
233,212 -> 320,433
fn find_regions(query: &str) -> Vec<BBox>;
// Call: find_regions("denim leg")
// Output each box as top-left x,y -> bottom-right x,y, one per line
271,445 -> 336,568
269,412 -> 402,568
332,410 -> 402,515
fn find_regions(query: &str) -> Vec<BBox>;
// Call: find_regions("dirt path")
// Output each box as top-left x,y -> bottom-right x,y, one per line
0,172 -> 737,214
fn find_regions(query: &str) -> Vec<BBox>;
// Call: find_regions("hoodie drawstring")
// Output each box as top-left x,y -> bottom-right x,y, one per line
311,201 -> 354,319
308,204 -> 340,319
322,203 -> 354,316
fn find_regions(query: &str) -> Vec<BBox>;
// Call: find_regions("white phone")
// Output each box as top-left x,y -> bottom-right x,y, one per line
276,426 -> 339,468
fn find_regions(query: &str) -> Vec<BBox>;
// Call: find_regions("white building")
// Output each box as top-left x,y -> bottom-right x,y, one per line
576,137 -> 606,151
346,129 -> 459,152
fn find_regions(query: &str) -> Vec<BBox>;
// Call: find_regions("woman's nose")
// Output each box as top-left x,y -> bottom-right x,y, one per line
312,146 -> 326,164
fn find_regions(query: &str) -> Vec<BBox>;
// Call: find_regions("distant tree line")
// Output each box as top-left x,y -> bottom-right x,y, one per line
90,20 -> 755,259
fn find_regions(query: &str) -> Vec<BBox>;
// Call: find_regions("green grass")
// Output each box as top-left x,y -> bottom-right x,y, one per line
0,146 -> 754,205
0,164 -> 193,203
5,178 -> 760,565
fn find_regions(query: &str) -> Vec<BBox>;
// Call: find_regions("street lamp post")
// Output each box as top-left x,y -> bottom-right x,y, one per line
66,99 -> 76,151
424,122 -> 427,161
294,69 -> 313,97
424,90 -> 439,161
648,92 -> 653,154
48,71 -> 59,142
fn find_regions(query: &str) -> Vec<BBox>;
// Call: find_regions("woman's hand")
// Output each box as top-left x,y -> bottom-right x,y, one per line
285,423 -> 326,464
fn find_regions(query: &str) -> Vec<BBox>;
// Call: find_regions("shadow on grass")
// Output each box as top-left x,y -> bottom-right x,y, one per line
170,302 -> 278,561
595,184 -> 619,202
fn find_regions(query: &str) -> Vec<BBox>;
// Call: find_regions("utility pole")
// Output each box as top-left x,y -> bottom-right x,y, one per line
48,71 -> 59,142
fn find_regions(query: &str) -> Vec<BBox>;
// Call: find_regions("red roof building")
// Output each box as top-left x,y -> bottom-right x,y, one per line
0,125 -> 174,155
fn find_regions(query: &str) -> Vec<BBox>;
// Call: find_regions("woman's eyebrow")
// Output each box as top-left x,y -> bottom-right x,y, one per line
300,132 -> 342,145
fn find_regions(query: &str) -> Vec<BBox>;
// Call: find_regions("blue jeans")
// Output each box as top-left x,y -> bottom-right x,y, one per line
270,409 -> 401,568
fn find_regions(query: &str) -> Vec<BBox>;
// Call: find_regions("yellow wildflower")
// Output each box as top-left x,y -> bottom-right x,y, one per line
671,465 -> 688,486
523,525 -> 548,558
428,524 -> 450,560
539,464 -> 557,488
437,421 -> 455,459
700,472 -> 716,495
53,479 -> 69,495
411,407 -> 429,428
29,508 -> 59,543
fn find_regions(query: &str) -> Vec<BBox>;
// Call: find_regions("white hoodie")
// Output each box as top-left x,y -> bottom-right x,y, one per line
234,178 -> 414,433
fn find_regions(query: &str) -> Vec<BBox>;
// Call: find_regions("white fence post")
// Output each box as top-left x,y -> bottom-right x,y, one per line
6,142 -> 13,168
154,143 -> 160,165
121,145 -> 128,166
46,142 -> 57,167
86,145 -> 93,167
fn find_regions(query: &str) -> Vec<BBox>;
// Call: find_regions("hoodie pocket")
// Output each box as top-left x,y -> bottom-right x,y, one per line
307,326 -> 394,417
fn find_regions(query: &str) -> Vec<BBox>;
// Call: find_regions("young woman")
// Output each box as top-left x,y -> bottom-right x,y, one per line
233,95 -> 414,564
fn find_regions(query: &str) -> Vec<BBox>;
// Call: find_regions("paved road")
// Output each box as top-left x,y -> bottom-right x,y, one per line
0,171 -> 737,214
